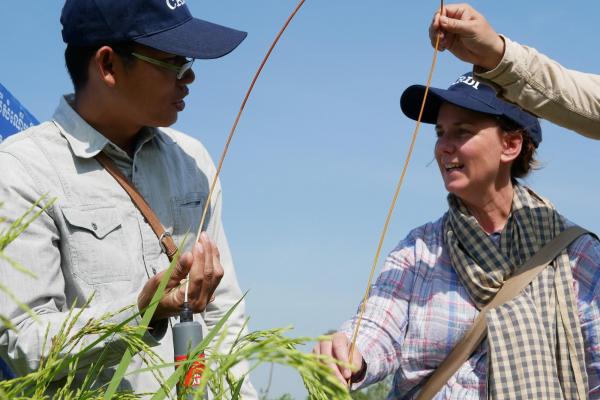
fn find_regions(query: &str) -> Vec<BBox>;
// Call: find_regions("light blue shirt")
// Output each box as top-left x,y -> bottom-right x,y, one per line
0,95 -> 256,397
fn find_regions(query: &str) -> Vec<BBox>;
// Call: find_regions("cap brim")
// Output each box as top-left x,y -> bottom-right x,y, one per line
400,85 -> 502,123
135,17 -> 247,59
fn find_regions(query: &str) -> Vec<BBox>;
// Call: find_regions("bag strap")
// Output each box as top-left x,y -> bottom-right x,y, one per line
416,225 -> 591,400
95,152 -> 178,262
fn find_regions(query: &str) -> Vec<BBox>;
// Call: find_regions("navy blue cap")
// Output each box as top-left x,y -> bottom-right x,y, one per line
61,0 -> 247,59
400,72 -> 542,147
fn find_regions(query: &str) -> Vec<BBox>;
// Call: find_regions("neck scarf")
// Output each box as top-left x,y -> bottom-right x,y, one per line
444,184 -> 587,399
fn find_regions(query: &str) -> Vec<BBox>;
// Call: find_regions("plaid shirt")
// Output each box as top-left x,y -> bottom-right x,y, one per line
341,215 -> 600,399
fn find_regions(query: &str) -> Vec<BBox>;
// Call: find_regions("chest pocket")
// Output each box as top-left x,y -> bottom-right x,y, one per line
62,205 -> 130,284
172,192 -> 208,237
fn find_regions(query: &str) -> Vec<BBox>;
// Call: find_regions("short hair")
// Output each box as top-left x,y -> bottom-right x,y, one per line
64,42 -> 136,91
497,116 -> 539,179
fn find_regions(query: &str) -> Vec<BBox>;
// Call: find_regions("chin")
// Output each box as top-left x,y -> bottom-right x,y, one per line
150,114 -> 178,128
444,178 -> 465,193
444,182 -> 471,199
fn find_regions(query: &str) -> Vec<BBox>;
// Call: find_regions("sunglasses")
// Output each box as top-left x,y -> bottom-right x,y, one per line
130,52 -> 194,80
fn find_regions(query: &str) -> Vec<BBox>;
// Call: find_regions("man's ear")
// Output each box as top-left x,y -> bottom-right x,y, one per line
90,46 -> 120,88
501,131 -> 523,163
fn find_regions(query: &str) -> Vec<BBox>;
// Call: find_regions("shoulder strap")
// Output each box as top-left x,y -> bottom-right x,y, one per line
94,152 -> 178,261
416,225 -> 591,400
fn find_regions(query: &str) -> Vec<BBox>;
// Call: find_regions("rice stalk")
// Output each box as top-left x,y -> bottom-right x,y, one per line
1,199 -> 353,399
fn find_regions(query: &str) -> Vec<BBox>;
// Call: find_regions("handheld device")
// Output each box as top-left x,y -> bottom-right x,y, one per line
172,301 -> 206,399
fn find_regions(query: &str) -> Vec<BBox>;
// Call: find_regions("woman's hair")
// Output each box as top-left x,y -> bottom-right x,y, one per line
64,42 -> 136,91
497,116 -> 539,179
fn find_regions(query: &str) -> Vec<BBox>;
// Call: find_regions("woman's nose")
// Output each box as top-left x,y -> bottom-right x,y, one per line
435,136 -> 455,155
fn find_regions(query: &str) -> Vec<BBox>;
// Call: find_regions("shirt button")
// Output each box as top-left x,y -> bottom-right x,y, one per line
91,223 -> 98,231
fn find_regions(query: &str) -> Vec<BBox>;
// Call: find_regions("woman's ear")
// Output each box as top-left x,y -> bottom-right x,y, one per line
501,131 -> 523,163
90,46 -> 120,88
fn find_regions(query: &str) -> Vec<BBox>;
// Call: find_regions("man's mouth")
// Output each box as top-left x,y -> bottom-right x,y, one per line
174,100 -> 186,111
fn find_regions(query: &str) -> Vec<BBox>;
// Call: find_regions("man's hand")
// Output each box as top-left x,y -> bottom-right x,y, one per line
138,232 -> 224,321
429,3 -> 505,70
313,332 -> 365,386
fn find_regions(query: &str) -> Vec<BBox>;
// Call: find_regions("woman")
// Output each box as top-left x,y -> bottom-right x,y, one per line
314,72 -> 600,399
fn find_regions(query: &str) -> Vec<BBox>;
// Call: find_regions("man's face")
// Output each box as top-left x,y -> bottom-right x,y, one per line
115,45 -> 195,128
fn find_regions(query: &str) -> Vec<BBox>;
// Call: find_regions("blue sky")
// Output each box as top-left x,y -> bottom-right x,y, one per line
2,1 -> 600,397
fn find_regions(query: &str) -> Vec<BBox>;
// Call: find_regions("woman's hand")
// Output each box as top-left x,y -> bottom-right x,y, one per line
313,332 -> 365,385
429,3 -> 505,70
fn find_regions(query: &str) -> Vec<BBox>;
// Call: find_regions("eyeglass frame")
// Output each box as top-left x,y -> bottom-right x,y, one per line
130,52 -> 194,80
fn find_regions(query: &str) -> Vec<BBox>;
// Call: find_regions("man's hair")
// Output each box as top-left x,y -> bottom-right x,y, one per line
64,42 -> 136,91
497,116 -> 539,179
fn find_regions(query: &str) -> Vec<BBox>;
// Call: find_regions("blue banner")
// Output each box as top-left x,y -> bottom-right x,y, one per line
0,83 -> 39,144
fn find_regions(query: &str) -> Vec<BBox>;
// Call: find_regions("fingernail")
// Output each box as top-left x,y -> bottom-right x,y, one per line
196,242 -> 204,252
201,232 -> 208,240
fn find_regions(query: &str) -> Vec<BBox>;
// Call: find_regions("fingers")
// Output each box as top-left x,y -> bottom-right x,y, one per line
429,3 -> 478,46
138,272 -> 160,312
313,338 -> 347,384
429,11 -> 445,50
172,251 -> 193,282
313,332 -> 364,385
332,334 -> 353,380
438,13 -> 476,36
141,233 -> 224,320
187,232 -> 224,312
440,3 -> 477,20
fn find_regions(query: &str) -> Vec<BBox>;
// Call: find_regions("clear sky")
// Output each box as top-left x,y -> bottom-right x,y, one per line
1,1 -> 599,398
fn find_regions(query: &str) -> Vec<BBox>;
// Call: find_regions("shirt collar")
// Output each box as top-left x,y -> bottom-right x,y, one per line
52,94 -> 171,159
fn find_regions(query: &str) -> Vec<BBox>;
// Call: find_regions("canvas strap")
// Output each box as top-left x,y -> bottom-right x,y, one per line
95,152 -> 178,262
416,225 -> 591,400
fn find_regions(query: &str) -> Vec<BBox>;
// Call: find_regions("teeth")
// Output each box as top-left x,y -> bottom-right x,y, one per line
445,162 -> 462,170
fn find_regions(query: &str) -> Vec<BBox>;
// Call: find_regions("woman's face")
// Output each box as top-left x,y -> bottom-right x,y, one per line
435,103 -> 516,201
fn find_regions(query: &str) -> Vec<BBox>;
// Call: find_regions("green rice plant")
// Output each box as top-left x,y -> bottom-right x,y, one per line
350,377 -> 392,400
182,326 -> 352,400
0,196 -> 55,330
0,296 -> 352,399
0,201 -> 353,399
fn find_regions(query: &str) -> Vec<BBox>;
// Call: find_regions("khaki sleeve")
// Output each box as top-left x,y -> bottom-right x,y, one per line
475,36 -> 600,140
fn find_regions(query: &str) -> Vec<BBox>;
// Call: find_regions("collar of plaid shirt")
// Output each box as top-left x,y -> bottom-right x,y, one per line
444,184 -> 587,399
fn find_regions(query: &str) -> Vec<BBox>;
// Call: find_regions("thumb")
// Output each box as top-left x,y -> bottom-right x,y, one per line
172,251 -> 192,281
439,15 -> 476,36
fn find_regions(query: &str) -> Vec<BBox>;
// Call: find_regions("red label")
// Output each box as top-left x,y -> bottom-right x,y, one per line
175,353 -> 205,387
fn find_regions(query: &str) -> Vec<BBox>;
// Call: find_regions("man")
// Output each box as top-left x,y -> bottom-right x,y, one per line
0,0 -> 257,397
428,3 -> 600,140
